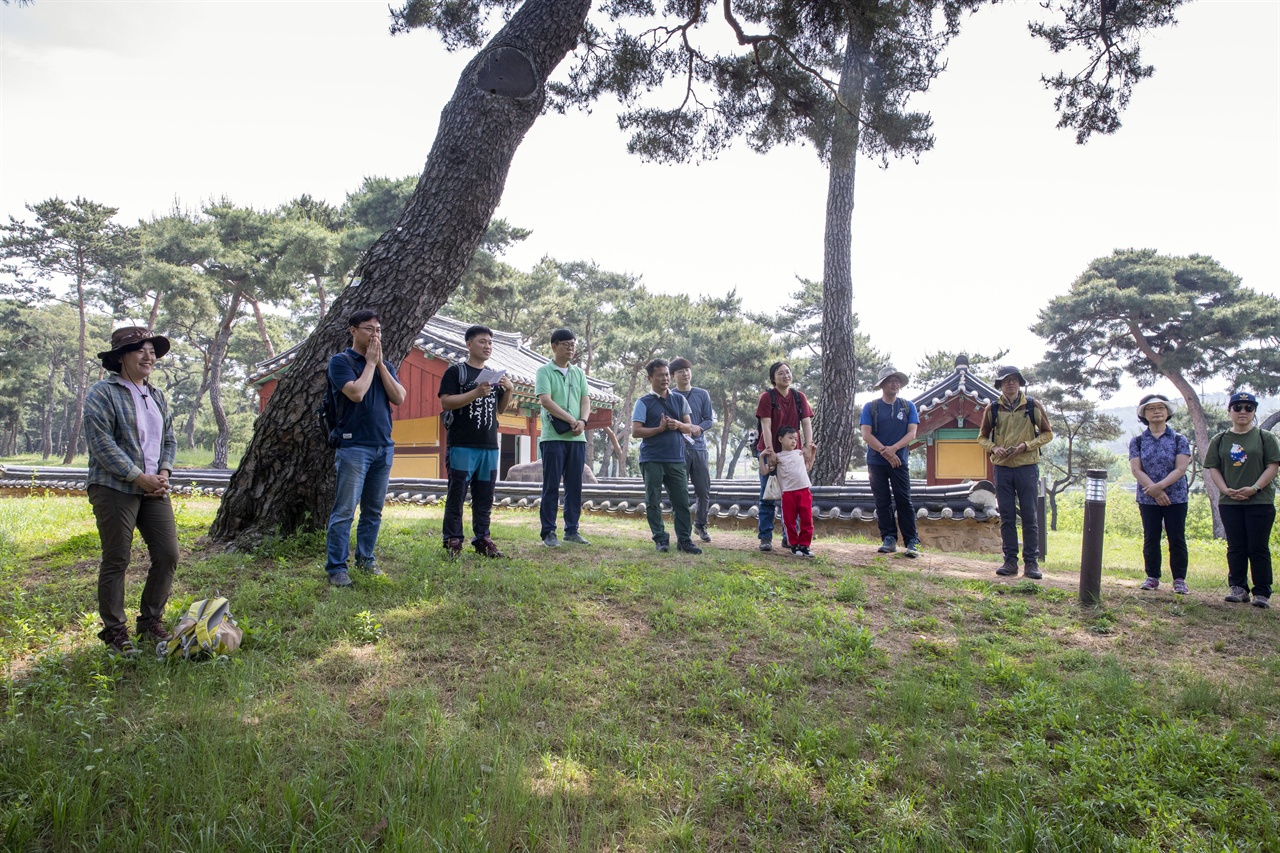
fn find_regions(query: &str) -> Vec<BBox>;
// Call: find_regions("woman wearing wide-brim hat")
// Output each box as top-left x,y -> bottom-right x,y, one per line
83,326 -> 180,656
1129,394 -> 1192,595
1204,390 -> 1280,609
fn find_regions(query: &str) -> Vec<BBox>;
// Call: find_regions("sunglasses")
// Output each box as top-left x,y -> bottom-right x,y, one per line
1230,403 -> 1256,413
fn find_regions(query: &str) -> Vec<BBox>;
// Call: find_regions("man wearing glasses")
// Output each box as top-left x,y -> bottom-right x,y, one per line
535,328 -> 592,547
324,310 -> 406,587
1205,391 -> 1280,608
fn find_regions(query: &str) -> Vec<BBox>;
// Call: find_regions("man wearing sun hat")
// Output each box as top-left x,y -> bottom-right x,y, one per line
83,326 -> 180,657
977,365 -> 1054,580
860,366 -> 921,557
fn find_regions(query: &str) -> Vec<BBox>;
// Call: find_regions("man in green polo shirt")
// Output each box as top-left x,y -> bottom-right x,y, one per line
535,328 -> 592,548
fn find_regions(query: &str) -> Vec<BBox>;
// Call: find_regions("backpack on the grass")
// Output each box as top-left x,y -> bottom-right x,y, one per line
158,597 -> 243,660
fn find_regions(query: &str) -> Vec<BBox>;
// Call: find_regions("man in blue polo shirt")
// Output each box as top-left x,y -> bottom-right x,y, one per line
632,358 -> 702,554
860,366 -> 921,558
325,310 -> 406,587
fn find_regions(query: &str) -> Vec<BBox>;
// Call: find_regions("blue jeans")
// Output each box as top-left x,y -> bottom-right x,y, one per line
326,444 -> 393,575
758,451 -> 777,542
539,440 -> 585,537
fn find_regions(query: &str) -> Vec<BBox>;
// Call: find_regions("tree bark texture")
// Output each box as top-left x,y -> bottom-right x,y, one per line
810,29 -> 866,486
42,358 -> 58,459
211,0 -> 593,545
184,360 -> 211,450
63,271 -> 88,465
208,291 -> 243,469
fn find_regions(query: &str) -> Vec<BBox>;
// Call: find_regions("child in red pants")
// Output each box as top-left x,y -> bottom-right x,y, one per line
762,427 -> 817,557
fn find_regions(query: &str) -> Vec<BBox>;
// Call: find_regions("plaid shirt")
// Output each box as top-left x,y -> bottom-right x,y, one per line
83,374 -> 177,494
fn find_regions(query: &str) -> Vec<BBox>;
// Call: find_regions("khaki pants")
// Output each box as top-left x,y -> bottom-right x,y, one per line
88,484 -> 178,637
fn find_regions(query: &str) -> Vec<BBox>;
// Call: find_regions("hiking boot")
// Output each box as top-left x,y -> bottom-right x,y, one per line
877,537 -> 897,554
444,537 -> 464,558
355,559 -> 384,576
1139,577 -> 1160,591
329,570 -> 353,588
1022,561 -> 1043,580
136,616 -> 173,643
101,624 -> 140,658
1252,595 -> 1270,609
759,540 -> 773,552
995,560 -> 1019,577
695,525 -> 712,543
655,541 -> 670,553
676,540 -> 702,555
474,536 -> 506,558
541,533 -> 560,548
1173,579 -> 1189,595
1225,586 -> 1251,603
904,540 -> 921,559
563,532 -> 591,546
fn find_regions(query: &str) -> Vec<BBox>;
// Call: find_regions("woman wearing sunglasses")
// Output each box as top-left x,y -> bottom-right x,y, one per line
1204,391 -> 1280,608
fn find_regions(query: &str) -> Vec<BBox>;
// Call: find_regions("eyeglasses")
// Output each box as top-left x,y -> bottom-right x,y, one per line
1230,403 -> 1256,413
356,325 -> 382,334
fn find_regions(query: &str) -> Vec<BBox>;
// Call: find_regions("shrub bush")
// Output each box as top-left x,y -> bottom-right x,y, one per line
1052,486 -> 1214,540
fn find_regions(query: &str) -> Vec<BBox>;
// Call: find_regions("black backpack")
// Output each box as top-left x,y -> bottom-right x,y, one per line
986,397 -> 1039,436
440,362 -> 476,432
318,352 -> 357,449
869,397 -> 906,435
755,388 -> 782,445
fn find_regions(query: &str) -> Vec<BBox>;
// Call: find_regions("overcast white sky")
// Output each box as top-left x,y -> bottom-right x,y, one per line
2,0 -> 1276,399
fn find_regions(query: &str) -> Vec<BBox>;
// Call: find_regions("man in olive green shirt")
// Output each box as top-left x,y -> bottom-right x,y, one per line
977,366 -> 1054,579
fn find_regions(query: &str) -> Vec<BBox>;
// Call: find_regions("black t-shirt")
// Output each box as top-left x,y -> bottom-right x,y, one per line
438,363 -> 502,449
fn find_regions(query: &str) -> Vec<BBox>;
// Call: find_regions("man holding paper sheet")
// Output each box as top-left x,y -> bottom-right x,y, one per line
438,324 -> 515,557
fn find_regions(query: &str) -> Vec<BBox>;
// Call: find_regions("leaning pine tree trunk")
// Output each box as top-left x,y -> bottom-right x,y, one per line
810,29 -> 866,486
211,0 -> 593,546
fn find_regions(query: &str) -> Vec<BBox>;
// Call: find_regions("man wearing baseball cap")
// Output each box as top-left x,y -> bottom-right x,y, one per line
978,366 -> 1054,579
1204,390 -> 1279,608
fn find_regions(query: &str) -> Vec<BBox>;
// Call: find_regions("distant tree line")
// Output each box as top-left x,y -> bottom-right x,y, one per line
0,179 -> 894,474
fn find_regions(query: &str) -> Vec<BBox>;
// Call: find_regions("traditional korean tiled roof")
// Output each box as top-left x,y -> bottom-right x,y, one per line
0,466 -> 998,522
911,356 -> 1000,414
247,314 -> 620,406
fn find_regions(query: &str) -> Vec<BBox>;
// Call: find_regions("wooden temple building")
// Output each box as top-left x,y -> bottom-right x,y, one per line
908,355 -> 1000,485
247,315 -> 621,479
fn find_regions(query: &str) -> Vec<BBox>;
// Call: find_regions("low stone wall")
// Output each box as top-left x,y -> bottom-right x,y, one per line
650,509 -> 1001,551
0,465 -> 1007,551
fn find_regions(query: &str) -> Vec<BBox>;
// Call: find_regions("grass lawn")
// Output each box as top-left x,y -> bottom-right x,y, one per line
0,448 -> 240,470
2,496 -> 1278,851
